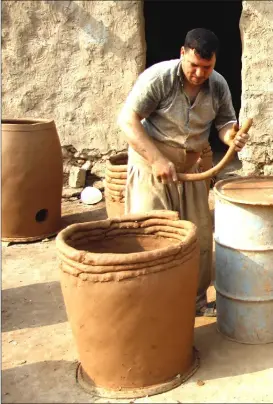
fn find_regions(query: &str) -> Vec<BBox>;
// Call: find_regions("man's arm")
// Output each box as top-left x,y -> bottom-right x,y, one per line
219,122 -> 249,152
117,105 -> 178,184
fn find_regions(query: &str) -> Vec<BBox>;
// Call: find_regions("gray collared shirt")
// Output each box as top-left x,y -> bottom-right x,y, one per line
124,58 -> 237,151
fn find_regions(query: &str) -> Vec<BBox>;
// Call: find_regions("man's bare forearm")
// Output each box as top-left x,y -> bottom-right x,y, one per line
118,108 -> 164,165
218,122 -> 237,146
219,120 -> 250,152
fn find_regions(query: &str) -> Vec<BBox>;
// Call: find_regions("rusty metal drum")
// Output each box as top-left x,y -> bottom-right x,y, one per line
214,177 -> 273,344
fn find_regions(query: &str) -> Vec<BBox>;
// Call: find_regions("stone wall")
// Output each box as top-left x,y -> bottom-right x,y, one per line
239,1 -> 273,175
2,0 -> 146,185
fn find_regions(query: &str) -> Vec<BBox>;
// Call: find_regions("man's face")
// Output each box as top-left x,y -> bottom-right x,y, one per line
181,47 -> 216,86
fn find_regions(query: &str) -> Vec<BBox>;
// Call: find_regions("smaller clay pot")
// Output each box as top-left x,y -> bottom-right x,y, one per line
105,152 -> 128,218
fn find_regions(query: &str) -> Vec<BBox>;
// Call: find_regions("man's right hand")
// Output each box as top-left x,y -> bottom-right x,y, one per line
151,156 -> 178,184
118,108 -> 178,184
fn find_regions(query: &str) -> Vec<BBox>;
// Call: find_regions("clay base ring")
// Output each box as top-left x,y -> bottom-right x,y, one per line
1,230 -> 59,243
76,347 -> 200,399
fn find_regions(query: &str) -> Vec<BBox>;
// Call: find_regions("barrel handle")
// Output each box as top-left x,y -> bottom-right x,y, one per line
177,118 -> 253,182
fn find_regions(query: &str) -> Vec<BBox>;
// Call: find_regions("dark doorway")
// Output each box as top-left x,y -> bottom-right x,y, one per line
144,0 -> 242,153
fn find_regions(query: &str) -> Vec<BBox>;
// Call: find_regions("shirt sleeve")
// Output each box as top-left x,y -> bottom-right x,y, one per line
124,65 -> 166,118
214,78 -> 237,131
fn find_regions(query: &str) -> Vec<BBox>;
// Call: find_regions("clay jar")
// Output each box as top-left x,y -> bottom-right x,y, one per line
105,144 -> 213,218
56,210 -> 200,399
104,152 -> 127,218
2,119 -> 63,241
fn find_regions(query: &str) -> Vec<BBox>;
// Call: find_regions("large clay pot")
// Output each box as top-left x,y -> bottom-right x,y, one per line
2,118 -> 63,242
56,210 -> 200,399
105,144 -> 213,218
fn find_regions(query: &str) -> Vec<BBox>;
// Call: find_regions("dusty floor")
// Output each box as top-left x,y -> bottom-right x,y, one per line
2,160 -> 273,403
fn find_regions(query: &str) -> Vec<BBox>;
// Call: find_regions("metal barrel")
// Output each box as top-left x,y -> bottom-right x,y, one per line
214,177 -> 273,344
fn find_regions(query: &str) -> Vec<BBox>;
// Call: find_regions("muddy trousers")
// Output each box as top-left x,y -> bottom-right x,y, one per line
125,152 -> 213,310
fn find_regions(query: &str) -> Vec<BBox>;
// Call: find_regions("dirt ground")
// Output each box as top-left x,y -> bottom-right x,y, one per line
2,160 -> 273,403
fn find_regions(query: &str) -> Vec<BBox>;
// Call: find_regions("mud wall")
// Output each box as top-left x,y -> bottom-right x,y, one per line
239,1 -> 273,175
2,0 -> 273,181
2,0 -> 146,182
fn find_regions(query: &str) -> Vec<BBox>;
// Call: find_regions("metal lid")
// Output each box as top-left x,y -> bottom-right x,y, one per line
214,176 -> 273,206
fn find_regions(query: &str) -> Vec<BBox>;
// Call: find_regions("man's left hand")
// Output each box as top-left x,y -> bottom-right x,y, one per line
230,122 -> 249,152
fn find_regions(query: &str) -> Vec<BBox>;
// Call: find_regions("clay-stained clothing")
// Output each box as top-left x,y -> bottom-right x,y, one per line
125,58 -> 237,152
123,58 -> 235,308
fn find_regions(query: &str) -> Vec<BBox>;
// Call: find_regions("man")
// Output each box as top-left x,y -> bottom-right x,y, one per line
117,28 -> 249,316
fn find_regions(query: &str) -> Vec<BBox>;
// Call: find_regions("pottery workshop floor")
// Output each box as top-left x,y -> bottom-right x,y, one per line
2,185 -> 273,403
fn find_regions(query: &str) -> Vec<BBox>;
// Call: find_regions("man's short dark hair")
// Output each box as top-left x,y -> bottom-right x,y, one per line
184,28 -> 219,60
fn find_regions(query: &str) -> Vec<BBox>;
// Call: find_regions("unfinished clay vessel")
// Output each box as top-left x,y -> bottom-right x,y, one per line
56,210 -> 200,399
2,119 -> 63,242
105,144 -> 213,218
105,152 -> 127,218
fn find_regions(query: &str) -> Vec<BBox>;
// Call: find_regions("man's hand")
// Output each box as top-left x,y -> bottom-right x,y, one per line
228,123 -> 249,152
151,156 -> 178,184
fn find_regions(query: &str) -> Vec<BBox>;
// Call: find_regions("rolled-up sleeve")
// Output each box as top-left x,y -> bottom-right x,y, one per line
214,78 -> 237,131
124,66 -> 166,118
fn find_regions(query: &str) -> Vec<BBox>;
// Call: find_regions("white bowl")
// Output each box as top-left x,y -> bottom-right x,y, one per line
81,187 -> 102,205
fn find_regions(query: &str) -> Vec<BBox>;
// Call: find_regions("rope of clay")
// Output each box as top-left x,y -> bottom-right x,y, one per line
56,211 -> 198,267
177,118 -> 253,181
105,189 -> 125,198
59,240 -> 197,275
105,194 -> 125,202
105,182 -> 126,191
60,242 -> 198,281
105,175 -> 127,185
67,221 -> 190,241
105,169 -> 127,179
